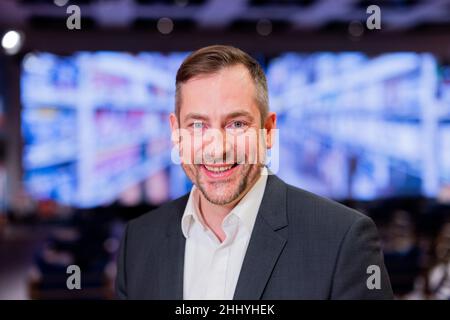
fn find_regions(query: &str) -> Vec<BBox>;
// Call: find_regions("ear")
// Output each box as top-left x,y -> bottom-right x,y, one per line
169,113 -> 180,146
263,112 -> 277,149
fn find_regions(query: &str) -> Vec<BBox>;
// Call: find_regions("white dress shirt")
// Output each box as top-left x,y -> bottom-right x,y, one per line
181,167 -> 268,300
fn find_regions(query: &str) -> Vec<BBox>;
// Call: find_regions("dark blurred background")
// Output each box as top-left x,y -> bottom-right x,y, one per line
0,0 -> 450,299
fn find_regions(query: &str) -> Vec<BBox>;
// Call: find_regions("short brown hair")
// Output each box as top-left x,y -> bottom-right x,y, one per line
175,45 -> 268,125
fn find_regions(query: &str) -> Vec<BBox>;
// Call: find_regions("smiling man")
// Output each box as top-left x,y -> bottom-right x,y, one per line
116,45 -> 393,300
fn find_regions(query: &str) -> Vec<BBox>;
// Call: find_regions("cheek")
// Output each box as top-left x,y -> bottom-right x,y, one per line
235,132 -> 261,164
179,134 -> 203,164
181,163 -> 198,183
179,142 -> 192,165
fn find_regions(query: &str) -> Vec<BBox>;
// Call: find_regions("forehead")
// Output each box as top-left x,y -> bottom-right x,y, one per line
179,64 -> 258,121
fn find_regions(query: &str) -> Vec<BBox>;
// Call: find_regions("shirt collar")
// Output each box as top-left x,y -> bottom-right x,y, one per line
181,166 -> 269,239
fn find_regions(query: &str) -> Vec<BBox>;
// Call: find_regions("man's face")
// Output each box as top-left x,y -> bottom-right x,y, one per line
170,64 -> 276,206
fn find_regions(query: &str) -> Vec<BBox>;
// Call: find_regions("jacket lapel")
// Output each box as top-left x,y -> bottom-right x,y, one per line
233,174 -> 289,299
156,174 -> 289,300
158,195 -> 188,299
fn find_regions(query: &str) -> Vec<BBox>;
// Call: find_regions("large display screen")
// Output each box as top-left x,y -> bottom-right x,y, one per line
21,52 -> 190,208
268,52 -> 450,200
20,51 -> 450,207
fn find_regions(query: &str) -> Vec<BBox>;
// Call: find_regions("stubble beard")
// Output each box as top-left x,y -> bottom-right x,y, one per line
181,163 -> 262,206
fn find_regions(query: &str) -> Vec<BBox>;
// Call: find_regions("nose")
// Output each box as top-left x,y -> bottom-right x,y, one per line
202,128 -> 233,164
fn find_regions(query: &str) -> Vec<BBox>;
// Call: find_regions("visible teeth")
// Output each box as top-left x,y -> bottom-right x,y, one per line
204,165 -> 233,172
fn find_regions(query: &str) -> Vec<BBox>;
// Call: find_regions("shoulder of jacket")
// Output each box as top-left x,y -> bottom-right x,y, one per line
284,182 -> 369,228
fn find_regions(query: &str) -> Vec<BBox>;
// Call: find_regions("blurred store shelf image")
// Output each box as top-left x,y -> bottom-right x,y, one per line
0,0 -> 450,300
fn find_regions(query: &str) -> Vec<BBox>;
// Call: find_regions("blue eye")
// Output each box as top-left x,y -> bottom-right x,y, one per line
229,121 -> 246,129
192,121 -> 204,129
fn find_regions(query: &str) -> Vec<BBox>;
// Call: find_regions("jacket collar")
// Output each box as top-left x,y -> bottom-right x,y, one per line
161,173 -> 289,299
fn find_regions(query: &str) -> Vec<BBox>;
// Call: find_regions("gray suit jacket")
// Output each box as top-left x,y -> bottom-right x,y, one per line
116,174 -> 393,299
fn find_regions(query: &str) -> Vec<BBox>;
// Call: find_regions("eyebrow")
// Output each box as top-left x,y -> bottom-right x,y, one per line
183,112 -> 209,124
224,111 -> 255,122
182,110 -> 255,124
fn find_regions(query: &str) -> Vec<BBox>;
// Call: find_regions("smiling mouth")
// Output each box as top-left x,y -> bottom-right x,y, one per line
200,163 -> 240,178
203,163 -> 238,172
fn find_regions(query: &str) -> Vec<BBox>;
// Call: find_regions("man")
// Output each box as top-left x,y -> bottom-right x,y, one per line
116,45 -> 393,299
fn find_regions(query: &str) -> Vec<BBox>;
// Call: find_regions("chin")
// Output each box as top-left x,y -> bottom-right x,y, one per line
201,181 -> 242,205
